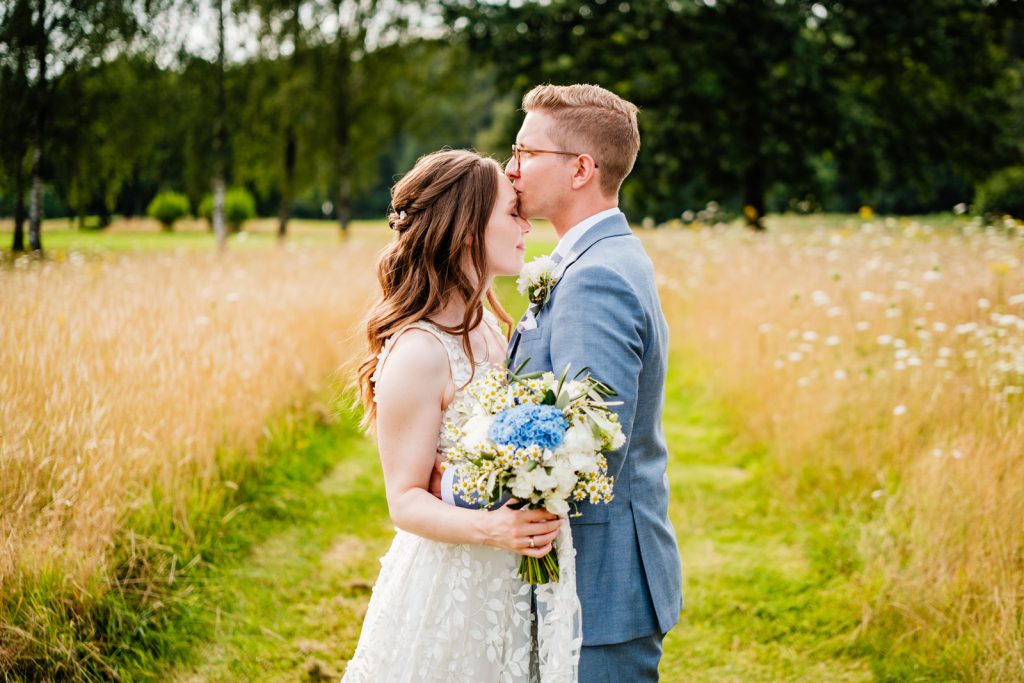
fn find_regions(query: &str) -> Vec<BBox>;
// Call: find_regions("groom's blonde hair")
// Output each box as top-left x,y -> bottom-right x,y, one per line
522,83 -> 640,197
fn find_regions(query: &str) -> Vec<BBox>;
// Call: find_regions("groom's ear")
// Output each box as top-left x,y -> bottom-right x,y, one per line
570,155 -> 599,191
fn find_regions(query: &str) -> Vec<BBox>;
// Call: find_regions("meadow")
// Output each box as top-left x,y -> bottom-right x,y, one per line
0,214 -> 1021,681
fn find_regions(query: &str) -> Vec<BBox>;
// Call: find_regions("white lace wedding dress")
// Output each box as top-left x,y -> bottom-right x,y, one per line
342,314 -> 581,682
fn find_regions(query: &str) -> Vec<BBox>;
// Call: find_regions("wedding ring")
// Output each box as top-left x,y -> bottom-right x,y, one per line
528,536 -> 536,549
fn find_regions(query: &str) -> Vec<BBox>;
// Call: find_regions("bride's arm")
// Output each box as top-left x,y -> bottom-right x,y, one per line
374,329 -> 560,557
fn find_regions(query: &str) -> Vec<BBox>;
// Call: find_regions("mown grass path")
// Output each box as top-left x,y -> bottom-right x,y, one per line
164,359 -> 875,682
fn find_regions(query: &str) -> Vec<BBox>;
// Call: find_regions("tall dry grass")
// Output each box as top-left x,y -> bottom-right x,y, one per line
0,244 -> 379,595
649,216 -> 1024,680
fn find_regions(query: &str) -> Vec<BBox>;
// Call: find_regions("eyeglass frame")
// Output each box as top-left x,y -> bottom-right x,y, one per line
511,144 -> 598,168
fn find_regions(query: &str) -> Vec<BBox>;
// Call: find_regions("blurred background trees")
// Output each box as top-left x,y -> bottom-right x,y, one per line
2,0 -> 1022,248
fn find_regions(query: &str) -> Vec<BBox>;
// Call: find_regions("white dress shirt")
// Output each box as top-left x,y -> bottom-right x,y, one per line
549,207 -> 623,279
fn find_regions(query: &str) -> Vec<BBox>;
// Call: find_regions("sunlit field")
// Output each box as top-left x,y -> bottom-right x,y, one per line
0,234 -> 384,674
650,215 -> 1024,680
1,214 -> 1022,680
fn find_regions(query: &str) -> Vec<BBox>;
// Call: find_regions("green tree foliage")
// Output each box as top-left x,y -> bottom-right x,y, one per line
0,0 -> 170,251
443,0 -> 1023,224
147,191 -> 191,231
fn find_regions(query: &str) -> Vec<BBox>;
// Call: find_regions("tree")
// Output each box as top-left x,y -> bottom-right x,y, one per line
2,0 -> 157,252
231,0 -> 318,241
50,55 -> 167,229
311,0 -> 432,236
0,0 -> 33,251
444,0 -> 1021,225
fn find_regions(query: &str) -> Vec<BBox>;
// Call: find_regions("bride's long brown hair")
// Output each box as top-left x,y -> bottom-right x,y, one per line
357,149 -> 515,429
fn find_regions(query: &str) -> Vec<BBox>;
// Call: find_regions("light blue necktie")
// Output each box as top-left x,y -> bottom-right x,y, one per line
516,251 -> 563,334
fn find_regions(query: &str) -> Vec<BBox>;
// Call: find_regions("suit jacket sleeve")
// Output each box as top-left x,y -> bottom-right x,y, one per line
548,263 -> 644,481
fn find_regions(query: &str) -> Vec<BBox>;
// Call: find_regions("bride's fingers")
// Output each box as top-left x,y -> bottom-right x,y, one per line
525,519 -> 561,536
521,542 -> 554,558
528,529 -> 559,547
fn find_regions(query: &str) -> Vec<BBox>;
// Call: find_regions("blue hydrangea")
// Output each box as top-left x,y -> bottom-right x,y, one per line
488,404 -> 568,451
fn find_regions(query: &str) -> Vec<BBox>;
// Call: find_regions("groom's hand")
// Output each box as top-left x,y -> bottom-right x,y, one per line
428,450 -> 445,499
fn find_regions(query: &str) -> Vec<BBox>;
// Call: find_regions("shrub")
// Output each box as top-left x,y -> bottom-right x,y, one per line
197,188 -> 257,232
225,188 -> 256,232
198,194 -> 213,228
146,192 -> 190,232
975,166 -> 1024,219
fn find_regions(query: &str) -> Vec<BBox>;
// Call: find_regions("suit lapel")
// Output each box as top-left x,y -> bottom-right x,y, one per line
550,213 -> 631,287
507,326 -> 522,359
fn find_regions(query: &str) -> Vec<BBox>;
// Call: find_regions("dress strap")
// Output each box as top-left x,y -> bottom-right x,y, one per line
481,307 -> 506,342
369,321 -> 473,402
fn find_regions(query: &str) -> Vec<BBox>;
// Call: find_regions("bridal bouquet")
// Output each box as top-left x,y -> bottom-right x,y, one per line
442,362 -> 622,584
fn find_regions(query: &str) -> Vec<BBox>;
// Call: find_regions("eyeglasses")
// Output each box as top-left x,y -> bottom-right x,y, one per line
511,144 -> 598,168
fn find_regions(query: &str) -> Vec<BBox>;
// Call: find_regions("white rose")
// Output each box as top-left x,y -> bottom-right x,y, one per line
462,414 -> 495,449
560,424 -> 599,457
524,466 -> 557,492
549,459 -> 574,484
516,256 -> 557,294
510,475 -> 534,499
545,498 -> 570,516
568,451 -> 599,475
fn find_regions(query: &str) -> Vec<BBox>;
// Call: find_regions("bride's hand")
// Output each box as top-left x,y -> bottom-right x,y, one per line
428,451 -> 445,499
483,499 -> 562,558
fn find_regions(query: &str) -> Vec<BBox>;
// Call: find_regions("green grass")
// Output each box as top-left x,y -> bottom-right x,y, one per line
0,218 -> 390,255
659,360 -> 872,682
0,398 -> 369,682
152,356 -> 888,683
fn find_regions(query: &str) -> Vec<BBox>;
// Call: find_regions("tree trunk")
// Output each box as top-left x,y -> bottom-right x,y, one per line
212,176 -> 226,247
28,0 -> 47,253
277,127 -> 296,241
277,0 -> 301,243
212,0 -> 228,251
333,30 -> 353,240
742,157 -> 766,231
29,145 -> 43,252
12,164 -> 26,252
337,175 -> 352,237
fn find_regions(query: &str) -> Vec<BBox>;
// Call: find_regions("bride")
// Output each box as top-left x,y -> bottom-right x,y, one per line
345,150 -> 572,682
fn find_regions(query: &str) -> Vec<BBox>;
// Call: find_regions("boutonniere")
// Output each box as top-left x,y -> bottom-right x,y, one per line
516,255 -> 559,308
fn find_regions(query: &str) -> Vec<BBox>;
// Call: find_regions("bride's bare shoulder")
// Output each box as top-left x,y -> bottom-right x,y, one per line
374,327 -> 451,403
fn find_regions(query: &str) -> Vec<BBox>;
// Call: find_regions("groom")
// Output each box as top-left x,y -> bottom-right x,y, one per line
442,83 -> 683,680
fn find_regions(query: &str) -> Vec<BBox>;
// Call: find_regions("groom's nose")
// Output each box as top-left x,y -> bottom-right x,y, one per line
504,157 -> 519,181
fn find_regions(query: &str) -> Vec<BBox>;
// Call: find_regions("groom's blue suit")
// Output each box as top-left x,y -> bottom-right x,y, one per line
475,212 -> 683,679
